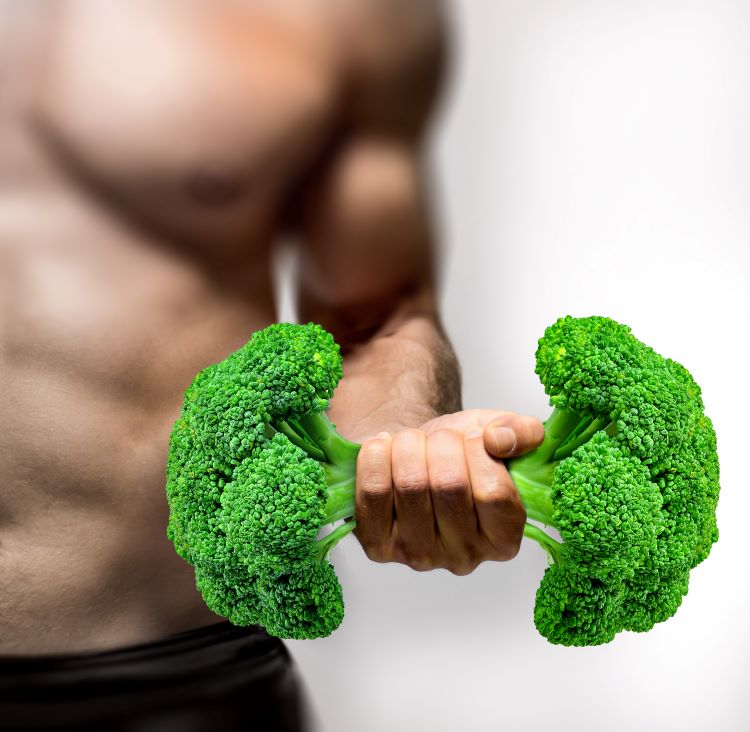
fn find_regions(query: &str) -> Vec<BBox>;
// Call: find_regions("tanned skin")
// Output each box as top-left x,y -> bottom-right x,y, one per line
0,0 -> 543,655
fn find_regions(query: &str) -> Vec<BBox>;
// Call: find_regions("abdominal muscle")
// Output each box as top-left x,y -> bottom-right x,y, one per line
0,0 -> 348,655
0,192 -> 277,655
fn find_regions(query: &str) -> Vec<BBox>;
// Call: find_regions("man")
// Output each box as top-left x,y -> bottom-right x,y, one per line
0,0 -> 543,729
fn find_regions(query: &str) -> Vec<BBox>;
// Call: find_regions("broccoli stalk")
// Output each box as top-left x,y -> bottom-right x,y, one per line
522,524 -> 563,566
269,411 -> 360,560
510,407 -> 615,564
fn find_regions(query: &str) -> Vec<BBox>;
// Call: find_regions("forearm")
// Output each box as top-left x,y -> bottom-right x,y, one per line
326,306 -> 461,442
292,118 -> 458,440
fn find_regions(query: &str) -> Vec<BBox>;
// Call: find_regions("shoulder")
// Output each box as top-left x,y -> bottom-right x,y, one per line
329,0 -> 449,137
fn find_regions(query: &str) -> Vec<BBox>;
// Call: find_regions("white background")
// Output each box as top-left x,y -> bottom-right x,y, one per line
287,2 -> 750,730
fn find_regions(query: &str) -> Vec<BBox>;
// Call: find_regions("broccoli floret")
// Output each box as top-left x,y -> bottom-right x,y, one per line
192,554 -> 345,640
533,564 -> 625,646
508,315 -> 720,646
220,432 -> 356,562
166,323 -> 360,639
257,558 -> 345,640
194,558 -> 266,627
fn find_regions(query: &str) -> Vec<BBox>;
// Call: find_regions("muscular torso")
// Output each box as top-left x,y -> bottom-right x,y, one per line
0,0 -> 442,653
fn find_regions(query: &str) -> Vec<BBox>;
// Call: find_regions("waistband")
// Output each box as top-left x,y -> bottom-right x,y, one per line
0,623 -> 301,731
0,622 -> 285,691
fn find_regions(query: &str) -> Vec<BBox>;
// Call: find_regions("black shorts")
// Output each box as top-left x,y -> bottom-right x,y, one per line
0,622 -> 311,732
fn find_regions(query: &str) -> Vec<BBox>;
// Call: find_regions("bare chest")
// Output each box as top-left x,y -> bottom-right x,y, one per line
20,1 -> 339,245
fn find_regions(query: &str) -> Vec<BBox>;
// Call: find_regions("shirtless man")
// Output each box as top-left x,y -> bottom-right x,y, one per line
1,1 -> 543,729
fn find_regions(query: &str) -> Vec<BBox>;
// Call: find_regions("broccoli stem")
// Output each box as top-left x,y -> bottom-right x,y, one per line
317,520 -> 357,561
523,523 -> 563,565
323,472 -> 356,523
292,411 -> 361,466
273,413 -> 360,469
277,411 -> 361,558
274,420 -> 327,462
510,466 -> 556,525
315,479 -> 356,558
509,406 -> 614,562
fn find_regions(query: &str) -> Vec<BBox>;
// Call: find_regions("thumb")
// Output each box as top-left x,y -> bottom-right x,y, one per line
483,413 -> 545,459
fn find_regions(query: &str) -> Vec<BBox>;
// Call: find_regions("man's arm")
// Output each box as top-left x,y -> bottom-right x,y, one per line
298,137 -> 459,436
296,0 -> 457,434
293,3 -> 543,574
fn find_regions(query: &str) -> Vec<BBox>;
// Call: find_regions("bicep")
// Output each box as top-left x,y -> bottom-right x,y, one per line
296,138 -> 438,346
294,0 -> 448,347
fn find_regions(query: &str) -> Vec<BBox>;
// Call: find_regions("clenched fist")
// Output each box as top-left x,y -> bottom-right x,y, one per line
354,409 -> 545,575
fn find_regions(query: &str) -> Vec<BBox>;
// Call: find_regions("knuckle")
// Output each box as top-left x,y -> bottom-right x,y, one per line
446,560 -> 479,576
441,538 -> 483,577
446,544 -> 482,575
400,548 -> 433,572
361,435 -> 381,450
359,482 -> 391,501
430,473 -> 469,498
431,427 -> 462,443
357,483 -> 392,513
490,527 -> 524,561
393,474 -> 428,497
359,439 -> 390,465
392,429 -> 425,453
406,557 -> 432,572
399,428 -> 425,442
494,538 -> 522,562
356,531 -> 395,563
362,544 -> 390,564
506,539 -> 522,560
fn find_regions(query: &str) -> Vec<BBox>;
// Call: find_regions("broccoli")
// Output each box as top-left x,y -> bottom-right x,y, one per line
166,323 -> 360,639
507,315 -> 720,646
167,316 -> 720,646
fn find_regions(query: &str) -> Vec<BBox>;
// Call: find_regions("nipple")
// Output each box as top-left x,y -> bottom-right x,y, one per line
186,170 -> 243,207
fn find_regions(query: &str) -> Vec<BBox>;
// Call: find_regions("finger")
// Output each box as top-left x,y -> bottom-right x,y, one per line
465,430 -> 526,560
425,429 -> 478,570
355,432 -> 394,561
483,413 -> 545,459
391,429 -> 434,567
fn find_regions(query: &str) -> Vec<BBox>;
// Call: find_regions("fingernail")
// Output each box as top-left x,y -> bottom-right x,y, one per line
465,428 -> 483,439
375,431 -> 391,439
492,426 -> 517,455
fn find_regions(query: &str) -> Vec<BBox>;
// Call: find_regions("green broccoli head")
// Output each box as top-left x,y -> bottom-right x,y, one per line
181,322 -> 343,466
166,323 -> 360,640
219,434 -> 328,561
509,315 -> 720,646
535,315 -> 704,468
552,432 -> 663,578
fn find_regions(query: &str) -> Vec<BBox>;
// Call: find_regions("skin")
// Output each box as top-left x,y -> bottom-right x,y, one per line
0,0 -> 543,654
354,412 -> 544,575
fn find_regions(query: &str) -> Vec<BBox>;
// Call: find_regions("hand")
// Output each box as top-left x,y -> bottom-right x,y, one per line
354,409 -> 545,575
